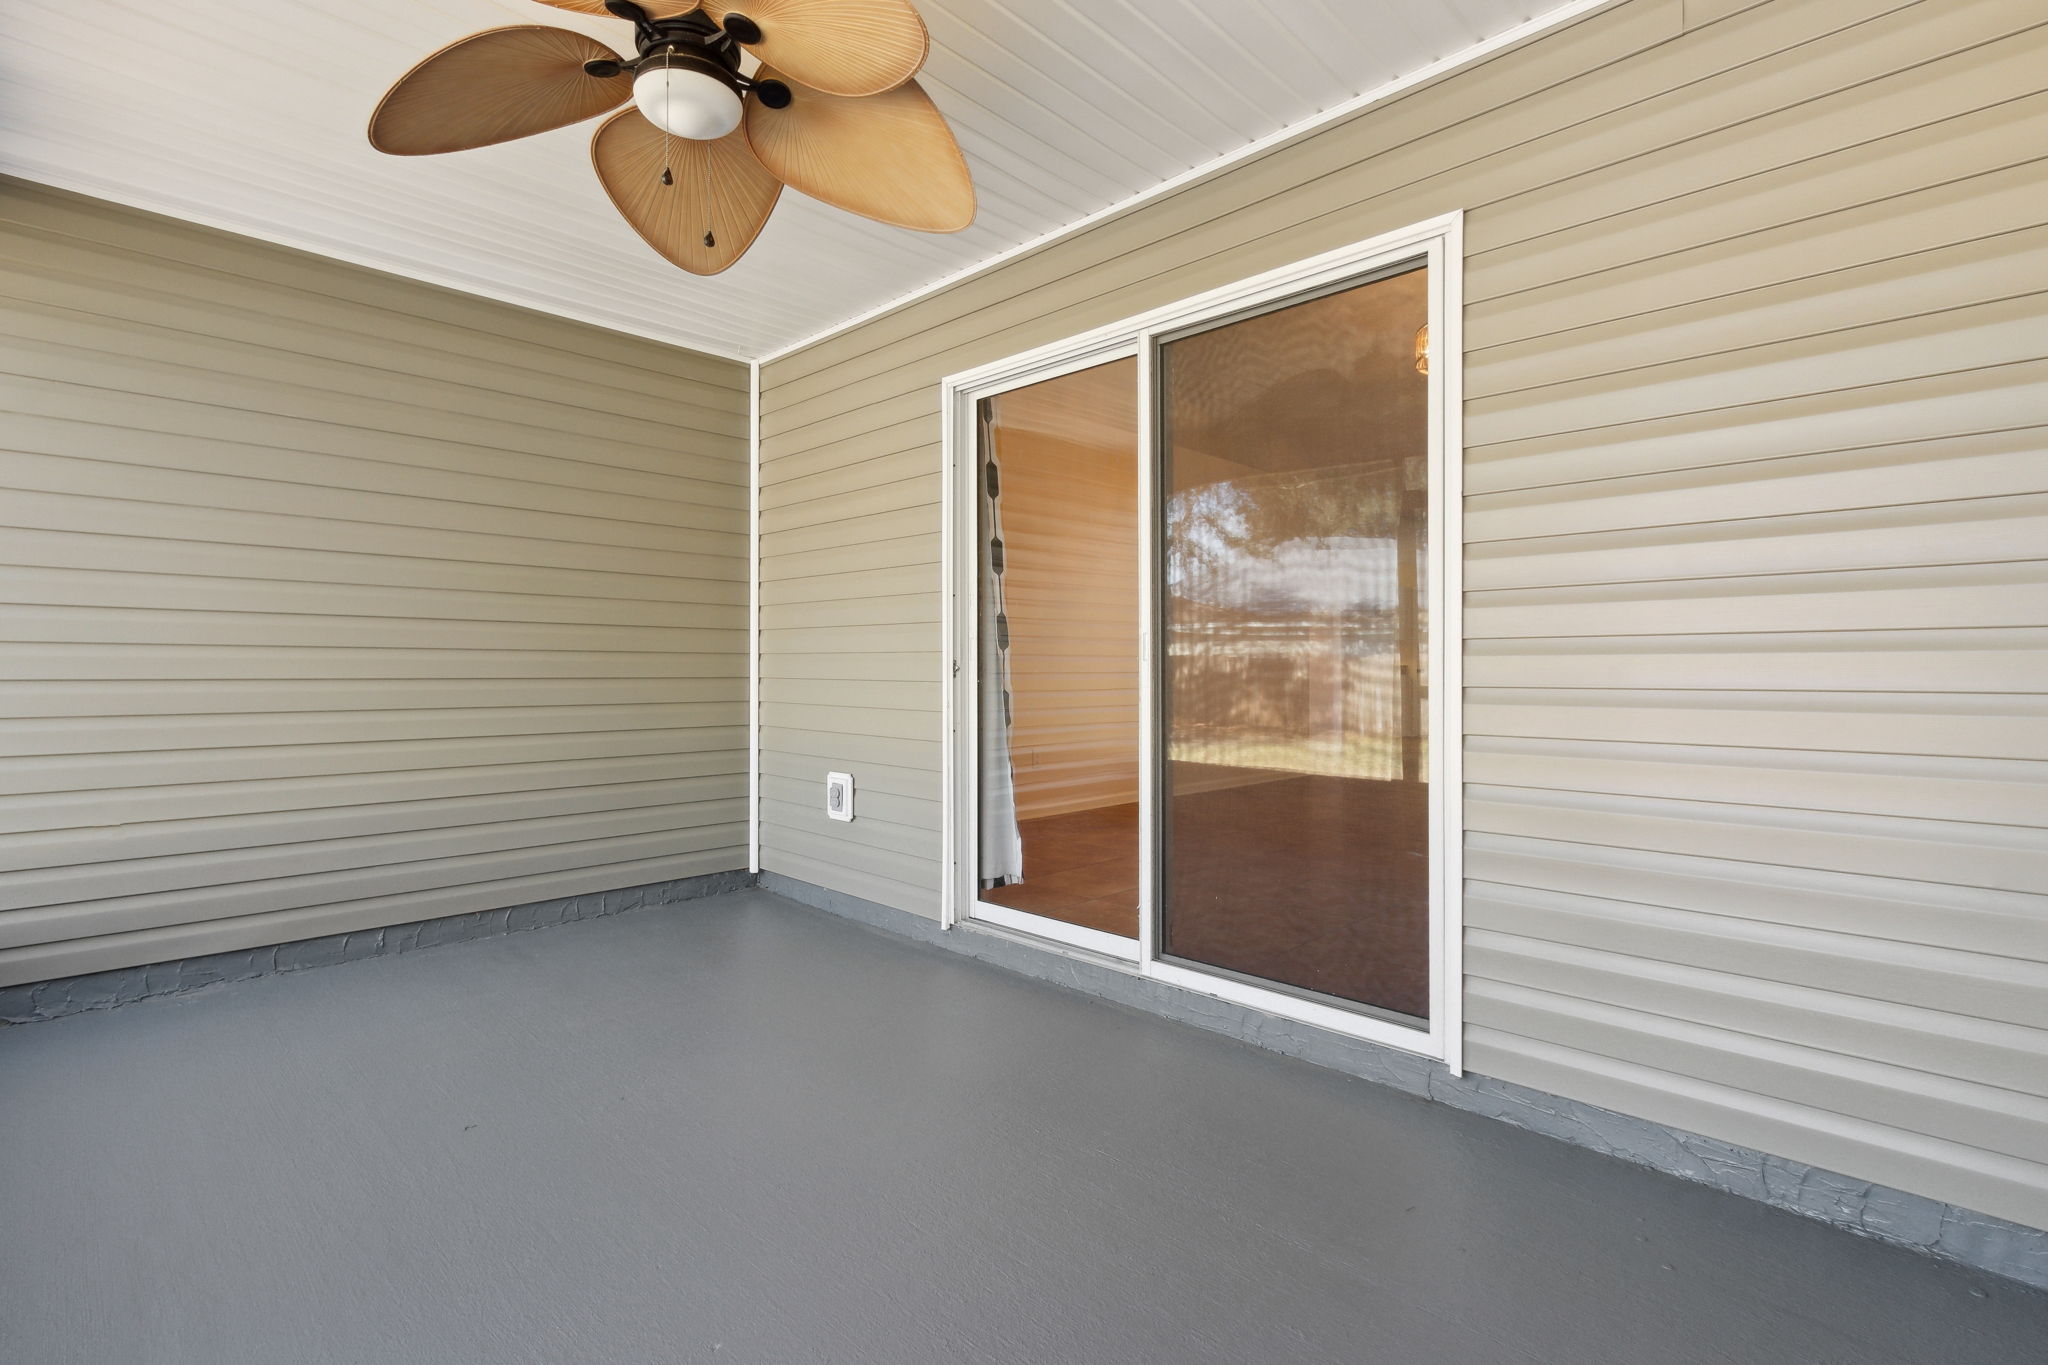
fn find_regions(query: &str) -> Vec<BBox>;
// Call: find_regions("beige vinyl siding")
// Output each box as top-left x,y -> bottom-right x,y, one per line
759,0 -> 2048,1231
0,180 -> 750,985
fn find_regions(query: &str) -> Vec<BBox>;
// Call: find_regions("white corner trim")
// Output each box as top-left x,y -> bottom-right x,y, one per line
0,158 -> 756,365
1436,210 -> 1468,1079
938,368 -> 960,929
748,360 -> 763,875
755,0 -> 1618,366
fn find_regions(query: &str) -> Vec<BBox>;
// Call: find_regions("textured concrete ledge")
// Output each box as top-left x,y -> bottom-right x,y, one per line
0,869 -> 756,1026
758,870 -> 2048,1292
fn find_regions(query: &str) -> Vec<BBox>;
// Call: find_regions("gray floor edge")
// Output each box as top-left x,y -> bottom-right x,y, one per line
0,868 -> 756,1025
755,870 -> 2048,1292
9,865 -> 2042,1292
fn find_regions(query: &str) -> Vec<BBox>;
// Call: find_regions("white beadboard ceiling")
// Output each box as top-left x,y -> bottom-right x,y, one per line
1,0 -> 1580,361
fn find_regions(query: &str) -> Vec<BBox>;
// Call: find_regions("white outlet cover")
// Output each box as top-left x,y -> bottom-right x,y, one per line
825,772 -> 855,822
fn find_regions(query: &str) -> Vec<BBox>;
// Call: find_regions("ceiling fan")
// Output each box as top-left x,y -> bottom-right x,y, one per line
369,0 -> 975,275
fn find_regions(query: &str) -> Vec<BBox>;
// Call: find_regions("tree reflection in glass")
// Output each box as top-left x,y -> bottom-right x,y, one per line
1159,265 -> 1431,1022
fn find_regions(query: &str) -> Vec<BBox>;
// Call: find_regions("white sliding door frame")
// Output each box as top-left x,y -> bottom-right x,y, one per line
942,213 -> 1465,1071
943,338 -> 1145,961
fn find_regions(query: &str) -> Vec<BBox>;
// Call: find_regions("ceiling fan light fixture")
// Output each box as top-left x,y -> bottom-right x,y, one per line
632,59 -> 743,140
370,0 -> 972,273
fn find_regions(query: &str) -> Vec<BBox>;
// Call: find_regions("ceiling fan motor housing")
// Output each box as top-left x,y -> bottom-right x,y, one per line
637,14 -> 742,78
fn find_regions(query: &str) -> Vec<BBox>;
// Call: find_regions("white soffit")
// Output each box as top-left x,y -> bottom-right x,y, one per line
0,0 -> 1594,361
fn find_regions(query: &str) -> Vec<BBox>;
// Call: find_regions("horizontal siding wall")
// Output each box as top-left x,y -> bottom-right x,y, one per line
759,0 -> 2048,1230
0,180 -> 751,985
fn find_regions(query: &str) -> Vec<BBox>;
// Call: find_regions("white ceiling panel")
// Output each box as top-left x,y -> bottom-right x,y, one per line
0,0 -> 1579,359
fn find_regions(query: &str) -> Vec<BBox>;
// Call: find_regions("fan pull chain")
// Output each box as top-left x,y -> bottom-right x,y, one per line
641,43 -> 716,251
659,46 -> 676,188
701,142 -> 715,249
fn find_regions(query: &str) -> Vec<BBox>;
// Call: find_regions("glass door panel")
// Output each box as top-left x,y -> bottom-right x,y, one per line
1157,266 -> 1431,1023
975,358 -> 1141,940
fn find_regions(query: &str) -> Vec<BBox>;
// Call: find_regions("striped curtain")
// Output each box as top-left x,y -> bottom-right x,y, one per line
977,407 -> 1024,887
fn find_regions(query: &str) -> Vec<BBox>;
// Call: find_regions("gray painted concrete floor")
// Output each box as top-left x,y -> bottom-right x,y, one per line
3,890 -> 2044,1365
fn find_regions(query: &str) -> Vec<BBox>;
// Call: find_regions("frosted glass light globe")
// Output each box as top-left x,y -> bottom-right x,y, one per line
632,65 -> 743,141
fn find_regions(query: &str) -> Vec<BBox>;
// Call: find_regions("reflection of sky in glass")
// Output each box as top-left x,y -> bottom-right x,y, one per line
1168,466 -> 1404,617
1175,530 -> 1397,614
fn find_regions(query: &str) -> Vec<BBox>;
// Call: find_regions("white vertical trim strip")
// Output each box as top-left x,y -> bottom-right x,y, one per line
756,0 -> 1616,365
1437,213 -> 1468,1077
939,375 -> 962,928
1135,335 -> 1161,968
748,360 -> 762,875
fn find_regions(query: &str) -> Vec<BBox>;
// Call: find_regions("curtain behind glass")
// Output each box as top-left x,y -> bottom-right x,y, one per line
974,359 -> 1141,937
977,404 -> 1023,888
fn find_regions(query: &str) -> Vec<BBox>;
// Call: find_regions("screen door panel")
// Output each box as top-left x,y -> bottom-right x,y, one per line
1157,265 -> 1431,1023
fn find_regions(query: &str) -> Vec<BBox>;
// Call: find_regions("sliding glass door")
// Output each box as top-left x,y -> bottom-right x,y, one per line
952,219 -> 1459,1061
1157,267 -> 1432,1026
971,357 -> 1141,949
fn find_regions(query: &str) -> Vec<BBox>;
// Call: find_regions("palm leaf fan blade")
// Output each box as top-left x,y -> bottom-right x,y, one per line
530,0 -> 705,17
370,26 -> 629,155
706,0 -> 928,97
743,72 -> 972,232
592,109 -> 783,274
